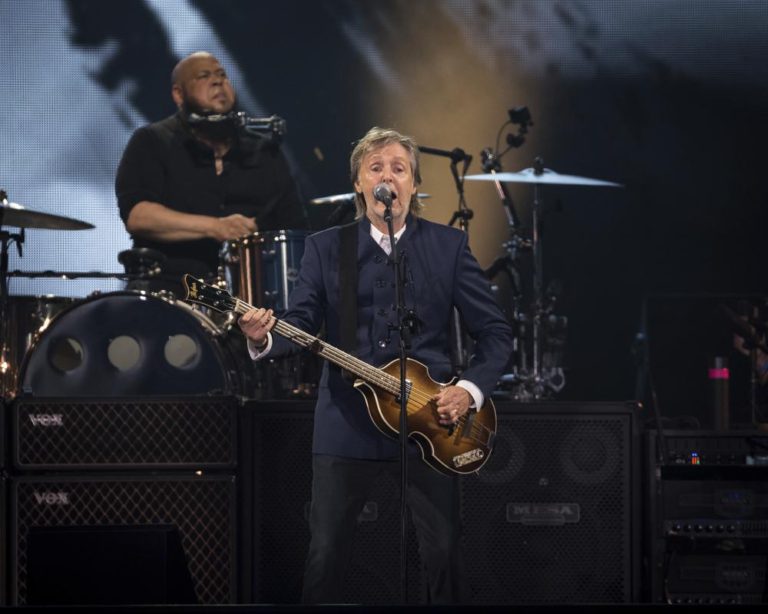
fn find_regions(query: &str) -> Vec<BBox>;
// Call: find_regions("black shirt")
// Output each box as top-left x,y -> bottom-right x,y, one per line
115,113 -> 307,282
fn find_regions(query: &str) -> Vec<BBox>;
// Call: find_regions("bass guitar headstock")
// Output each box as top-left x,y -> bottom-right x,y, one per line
182,274 -> 240,314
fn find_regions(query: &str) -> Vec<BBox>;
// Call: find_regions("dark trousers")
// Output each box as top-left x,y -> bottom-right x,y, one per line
301,454 -> 468,605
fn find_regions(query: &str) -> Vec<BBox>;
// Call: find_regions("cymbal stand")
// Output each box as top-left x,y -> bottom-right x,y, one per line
480,147 -> 530,391
530,157 -> 545,396
482,109 -> 567,400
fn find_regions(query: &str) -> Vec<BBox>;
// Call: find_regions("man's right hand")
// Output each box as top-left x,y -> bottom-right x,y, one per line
126,201 -> 257,243
211,213 -> 258,241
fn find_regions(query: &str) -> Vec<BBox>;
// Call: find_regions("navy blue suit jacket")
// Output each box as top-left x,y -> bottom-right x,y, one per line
272,215 -> 513,459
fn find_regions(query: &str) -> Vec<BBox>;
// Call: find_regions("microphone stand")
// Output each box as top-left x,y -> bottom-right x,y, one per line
383,198 -> 414,604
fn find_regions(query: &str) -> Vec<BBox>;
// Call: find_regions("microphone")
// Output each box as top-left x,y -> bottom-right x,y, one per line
186,111 -> 287,137
373,183 -> 395,206
233,112 -> 287,136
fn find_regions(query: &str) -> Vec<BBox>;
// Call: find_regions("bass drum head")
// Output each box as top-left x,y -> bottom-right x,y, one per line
19,292 -> 249,397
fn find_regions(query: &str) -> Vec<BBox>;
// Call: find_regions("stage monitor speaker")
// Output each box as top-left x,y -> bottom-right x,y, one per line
461,401 -> 640,604
10,473 -> 236,605
246,401 -> 423,604
26,525 -> 196,605
12,396 -> 238,470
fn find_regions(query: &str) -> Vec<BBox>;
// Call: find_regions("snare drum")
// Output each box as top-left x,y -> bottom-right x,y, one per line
220,229 -> 309,312
18,291 -> 252,397
1,296 -> 77,399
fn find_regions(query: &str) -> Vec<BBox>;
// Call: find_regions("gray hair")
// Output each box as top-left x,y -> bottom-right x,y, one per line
349,126 -> 424,219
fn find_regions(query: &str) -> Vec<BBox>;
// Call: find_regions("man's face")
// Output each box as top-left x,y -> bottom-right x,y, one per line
172,55 -> 235,115
354,142 -> 418,228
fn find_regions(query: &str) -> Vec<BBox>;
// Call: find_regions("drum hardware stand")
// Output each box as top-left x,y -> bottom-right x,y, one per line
1,189 -> 25,392
418,144 -> 474,373
480,109 -> 569,400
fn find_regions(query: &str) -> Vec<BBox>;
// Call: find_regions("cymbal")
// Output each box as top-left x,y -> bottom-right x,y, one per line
310,192 -> 431,205
0,201 -> 94,230
465,168 -> 623,188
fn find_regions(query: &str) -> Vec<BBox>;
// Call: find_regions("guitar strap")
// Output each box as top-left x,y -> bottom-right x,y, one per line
338,221 -> 359,359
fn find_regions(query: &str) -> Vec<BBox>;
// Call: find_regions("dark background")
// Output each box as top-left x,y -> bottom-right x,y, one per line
2,0 -> 767,426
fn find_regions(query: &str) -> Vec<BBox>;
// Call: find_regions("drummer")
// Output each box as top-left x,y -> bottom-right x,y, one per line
115,51 -> 307,293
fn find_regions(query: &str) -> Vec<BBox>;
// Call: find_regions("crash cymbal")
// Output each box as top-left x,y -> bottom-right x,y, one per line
0,201 -> 94,230
310,192 -> 431,205
466,168 -> 622,188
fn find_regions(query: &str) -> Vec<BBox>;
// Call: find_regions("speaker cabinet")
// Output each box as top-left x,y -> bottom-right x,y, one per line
12,396 -> 238,470
461,401 -> 641,604
246,401 -> 422,604
1,476 -> 6,606
10,473 -> 236,605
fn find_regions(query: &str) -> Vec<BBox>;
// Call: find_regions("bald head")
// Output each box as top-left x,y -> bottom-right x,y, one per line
171,51 -> 236,114
171,51 -> 216,86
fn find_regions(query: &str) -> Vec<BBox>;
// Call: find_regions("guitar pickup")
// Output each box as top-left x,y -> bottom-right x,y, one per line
393,379 -> 412,405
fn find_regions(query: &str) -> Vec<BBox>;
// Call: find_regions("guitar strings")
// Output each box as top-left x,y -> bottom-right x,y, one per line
229,297 -> 493,439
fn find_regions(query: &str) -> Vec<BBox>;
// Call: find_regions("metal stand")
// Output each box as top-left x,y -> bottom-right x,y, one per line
478,110 -> 568,401
381,197 -> 415,604
0,190 -> 25,397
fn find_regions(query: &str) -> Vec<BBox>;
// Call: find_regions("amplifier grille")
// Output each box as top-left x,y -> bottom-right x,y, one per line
13,397 -> 237,469
11,474 -> 236,604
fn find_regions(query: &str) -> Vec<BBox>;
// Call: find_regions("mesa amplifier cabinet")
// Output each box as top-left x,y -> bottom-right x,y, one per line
461,401 -> 641,604
12,396 -> 238,470
10,473 -> 236,605
647,430 -> 768,605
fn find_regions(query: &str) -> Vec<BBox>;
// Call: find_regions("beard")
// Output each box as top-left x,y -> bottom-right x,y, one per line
180,96 -> 238,142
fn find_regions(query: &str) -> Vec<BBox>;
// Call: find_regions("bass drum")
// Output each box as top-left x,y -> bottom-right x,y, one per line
19,291 -> 251,397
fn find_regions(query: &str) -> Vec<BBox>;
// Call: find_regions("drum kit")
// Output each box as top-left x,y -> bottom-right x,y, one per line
0,189 -> 319,400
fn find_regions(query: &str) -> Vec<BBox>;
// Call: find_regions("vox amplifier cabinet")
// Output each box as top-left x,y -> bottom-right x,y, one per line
647,430 -> 768,604
12,396 -> 238,470
10,473 -> 237,605
461,402 -> 641,604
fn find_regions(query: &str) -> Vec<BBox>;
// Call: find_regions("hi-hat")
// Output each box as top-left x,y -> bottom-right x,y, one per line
0,201 -> 94,230
466,168 -> 623,188
310,192 -> 431,205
